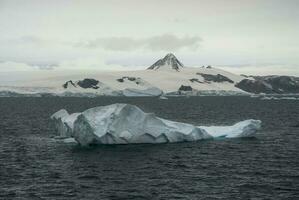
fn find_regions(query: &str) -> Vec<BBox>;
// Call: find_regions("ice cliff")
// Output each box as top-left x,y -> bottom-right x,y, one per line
51,110 -> 80,138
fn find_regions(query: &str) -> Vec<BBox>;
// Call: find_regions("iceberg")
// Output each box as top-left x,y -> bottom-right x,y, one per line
51,104 -> 261,146
50,104 -> 260,146
159,96 -> 168,100
72,104 -> 212,146
261,96 -> 299,100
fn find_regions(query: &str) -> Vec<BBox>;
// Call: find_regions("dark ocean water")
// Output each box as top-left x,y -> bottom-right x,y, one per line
0,96 -> 298,200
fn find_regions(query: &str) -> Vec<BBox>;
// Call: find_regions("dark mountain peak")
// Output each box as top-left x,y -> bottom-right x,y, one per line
147,53 -> 184,71
164,53 -> 176,59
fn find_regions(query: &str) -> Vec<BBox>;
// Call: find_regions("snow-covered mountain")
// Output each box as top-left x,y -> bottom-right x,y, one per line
0,53 -> 298,97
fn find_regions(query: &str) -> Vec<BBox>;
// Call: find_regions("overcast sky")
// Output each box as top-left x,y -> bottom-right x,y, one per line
0,0 -> 299,75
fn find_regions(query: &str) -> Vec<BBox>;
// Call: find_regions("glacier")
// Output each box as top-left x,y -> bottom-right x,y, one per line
51,104 -> 262,146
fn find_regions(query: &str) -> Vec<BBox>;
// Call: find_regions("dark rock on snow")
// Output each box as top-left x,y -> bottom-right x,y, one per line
189,78 -> 204,83
63,80 -> 76,89
179,85 -> 193,91
235,79 -> 273,94
77,79 -> 99,89
235,76 -> 299,94
197,73 -> 234,83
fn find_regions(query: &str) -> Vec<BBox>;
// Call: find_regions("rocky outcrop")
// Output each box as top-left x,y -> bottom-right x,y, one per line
77,79 -> 99,89
255,76 -> 299,93
235,79 -> 273,94
63,80 -> 76,89
117,76 -> 141,84
189,78 -> 204,83
63,78 -> 100,89
235,76 -> 299,94
197,73 -> 234,83
179,85 -> 193,91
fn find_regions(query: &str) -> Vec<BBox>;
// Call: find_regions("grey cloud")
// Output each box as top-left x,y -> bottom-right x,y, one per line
75,34 -> 202,51
4,35 -> 47,46
6,35 -> 72,47
0,59 -> 59,70
77,37 -> 140,51
18,36 -> 44,44
28,62 -> 59,70
8,34 -> 202,52
145,34 -> 201,51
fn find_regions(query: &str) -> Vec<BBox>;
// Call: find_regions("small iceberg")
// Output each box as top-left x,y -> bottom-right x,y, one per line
159,96 -> 168,100
51,104 -> 261,146
261,96 -> 299,100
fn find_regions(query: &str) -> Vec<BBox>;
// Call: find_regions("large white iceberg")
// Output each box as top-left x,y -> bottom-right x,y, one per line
50,103 -> 261,146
